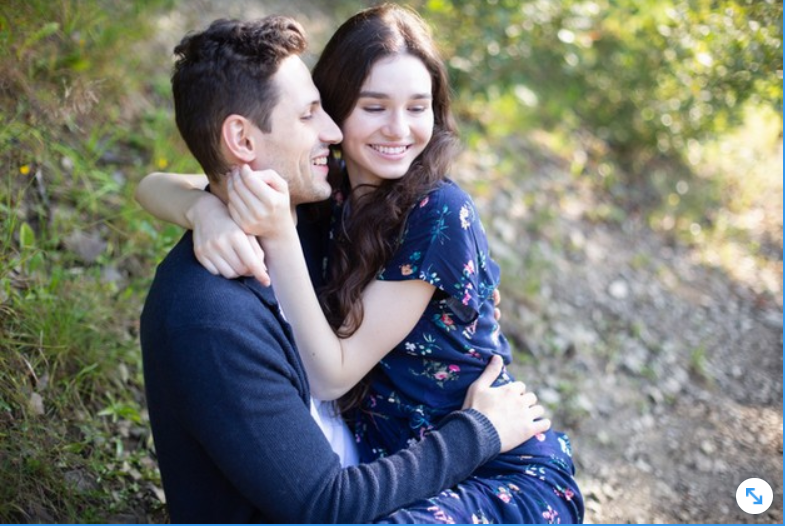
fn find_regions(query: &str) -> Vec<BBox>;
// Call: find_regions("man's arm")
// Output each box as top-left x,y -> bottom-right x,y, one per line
159,292 -> 520,524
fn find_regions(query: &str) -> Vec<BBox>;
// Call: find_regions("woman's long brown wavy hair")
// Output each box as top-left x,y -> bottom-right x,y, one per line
307,4 -> 460,414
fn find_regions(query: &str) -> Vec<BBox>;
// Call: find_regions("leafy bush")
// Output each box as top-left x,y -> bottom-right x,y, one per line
418,0 -> 782,172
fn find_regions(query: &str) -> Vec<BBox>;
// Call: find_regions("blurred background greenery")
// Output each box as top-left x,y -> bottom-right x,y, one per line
0,0 -> 781,521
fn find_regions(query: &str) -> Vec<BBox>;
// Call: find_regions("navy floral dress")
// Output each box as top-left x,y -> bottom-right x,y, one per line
330,179 -> 584,524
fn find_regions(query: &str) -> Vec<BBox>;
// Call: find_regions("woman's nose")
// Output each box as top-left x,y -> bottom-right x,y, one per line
382,110 -> 407,138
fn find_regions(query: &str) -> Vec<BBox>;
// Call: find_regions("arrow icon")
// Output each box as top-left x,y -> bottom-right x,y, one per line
737,478 -> 772,514
746,488 -> 763,505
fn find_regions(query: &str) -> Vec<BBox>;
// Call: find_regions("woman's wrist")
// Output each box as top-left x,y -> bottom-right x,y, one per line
255,217 -> 299,247
186,191 -> 228,230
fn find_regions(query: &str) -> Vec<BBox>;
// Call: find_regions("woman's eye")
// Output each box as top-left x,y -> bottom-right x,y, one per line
363,106 -> 384,113
409,106 -> 427,113
301,114 -> 314,121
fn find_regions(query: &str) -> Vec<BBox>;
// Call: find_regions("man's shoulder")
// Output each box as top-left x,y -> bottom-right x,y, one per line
143,232 -> 278,327
139,232 -> 302,384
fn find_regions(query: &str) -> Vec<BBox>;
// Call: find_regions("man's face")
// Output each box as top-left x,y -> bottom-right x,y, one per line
250,55 -> 342,206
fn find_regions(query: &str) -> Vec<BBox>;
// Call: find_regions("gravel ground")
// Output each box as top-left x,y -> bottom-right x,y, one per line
462,142 -> 784,525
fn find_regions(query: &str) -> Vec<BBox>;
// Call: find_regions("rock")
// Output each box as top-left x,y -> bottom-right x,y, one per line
63,230 -> 107,264
102,265 -> 125,286
621,340 -> 649,374
573,393 -> 595,416
608,279 -> 629,299
60,156 -> 74,173
28,392 -> 44,416
65,469 -> 98,493
645,386 -> 664,405
112,170 -> 126,186
761,310 -> 784,329
596,430 -> 611,445
634,457 -> 653,473
539,386 -> 561,405
694,453 -> 714,473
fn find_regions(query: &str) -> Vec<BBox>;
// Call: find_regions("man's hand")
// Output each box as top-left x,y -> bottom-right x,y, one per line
462,355 -> 550,453
189,193 -> 270,285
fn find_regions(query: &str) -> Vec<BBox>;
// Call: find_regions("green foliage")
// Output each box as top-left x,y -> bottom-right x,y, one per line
417,0 -> 782,172
0,0 -> 176,521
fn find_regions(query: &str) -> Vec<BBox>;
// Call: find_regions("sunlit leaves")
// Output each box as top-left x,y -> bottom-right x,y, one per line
417,0 -> 782,168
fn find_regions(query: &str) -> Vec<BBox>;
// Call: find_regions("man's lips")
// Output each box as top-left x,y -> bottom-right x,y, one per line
312,151 -> 330,166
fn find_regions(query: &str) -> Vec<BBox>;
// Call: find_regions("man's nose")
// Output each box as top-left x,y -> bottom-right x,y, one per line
320,113 -> 343,144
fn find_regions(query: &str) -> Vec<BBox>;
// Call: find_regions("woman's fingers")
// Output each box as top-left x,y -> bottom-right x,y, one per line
211,254 -> 242,279
240,164 -> 288,195
227,173 -> 256,225
227,165 -> 291,237
197,254 -> 220,276
241,234 -> 269,286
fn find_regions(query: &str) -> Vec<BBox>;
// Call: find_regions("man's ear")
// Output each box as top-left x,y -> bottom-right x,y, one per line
221,115 -> 261,163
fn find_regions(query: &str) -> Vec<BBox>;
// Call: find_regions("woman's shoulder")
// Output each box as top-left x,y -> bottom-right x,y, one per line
415,178 -> 475,212
429,178 -> 472,200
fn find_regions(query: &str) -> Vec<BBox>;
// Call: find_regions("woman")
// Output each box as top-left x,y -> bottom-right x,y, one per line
138,4 -> 583,523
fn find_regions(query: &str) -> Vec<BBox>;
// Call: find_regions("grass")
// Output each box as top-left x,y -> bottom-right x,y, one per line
0,0 -> 180,521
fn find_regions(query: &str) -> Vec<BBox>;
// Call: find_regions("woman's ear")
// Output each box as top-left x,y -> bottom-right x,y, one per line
221,115 -> 259,163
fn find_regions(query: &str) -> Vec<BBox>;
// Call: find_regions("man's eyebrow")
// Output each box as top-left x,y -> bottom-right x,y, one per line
358,90 -> 432,100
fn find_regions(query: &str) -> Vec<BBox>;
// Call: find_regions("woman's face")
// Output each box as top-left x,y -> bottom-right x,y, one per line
340,54 -> 434,188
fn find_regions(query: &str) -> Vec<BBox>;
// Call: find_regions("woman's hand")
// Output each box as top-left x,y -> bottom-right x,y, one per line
189,192 -> 270,285
463,355 -> 551,453
227,164 -> 293,240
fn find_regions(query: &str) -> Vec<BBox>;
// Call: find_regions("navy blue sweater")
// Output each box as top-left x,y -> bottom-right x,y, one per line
140,232 -> 500,523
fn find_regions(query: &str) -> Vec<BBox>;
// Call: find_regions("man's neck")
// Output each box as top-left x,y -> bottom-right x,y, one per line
209,179 -> 229,205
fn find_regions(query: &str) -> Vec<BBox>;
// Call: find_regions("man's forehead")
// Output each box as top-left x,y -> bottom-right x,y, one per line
273,55 -> 320,109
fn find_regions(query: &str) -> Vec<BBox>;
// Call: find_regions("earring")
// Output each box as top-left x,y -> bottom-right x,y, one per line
330,147 -> 346,172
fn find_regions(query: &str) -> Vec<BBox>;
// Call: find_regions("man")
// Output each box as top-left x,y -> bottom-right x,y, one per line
140,16 -> 543,523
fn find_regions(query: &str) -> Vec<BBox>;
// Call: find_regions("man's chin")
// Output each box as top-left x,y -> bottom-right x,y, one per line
299,185 -> 332,205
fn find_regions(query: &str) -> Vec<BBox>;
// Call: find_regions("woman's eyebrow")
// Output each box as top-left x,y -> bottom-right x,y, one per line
358,90 -> 432,100
358,90 -> 389,99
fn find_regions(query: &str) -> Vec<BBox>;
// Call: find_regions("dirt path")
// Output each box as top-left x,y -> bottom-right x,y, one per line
466,143 -> 784,524
504,218 -> 783,524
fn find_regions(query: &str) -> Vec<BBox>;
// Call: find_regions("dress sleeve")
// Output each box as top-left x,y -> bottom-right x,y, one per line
378,181 -> 499,324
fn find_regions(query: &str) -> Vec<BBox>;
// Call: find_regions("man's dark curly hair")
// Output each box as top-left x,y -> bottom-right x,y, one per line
171,16 -> 307,182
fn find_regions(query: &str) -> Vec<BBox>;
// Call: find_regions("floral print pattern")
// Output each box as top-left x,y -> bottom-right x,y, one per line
369,182 -> 508,431
330,180 -> 583,524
